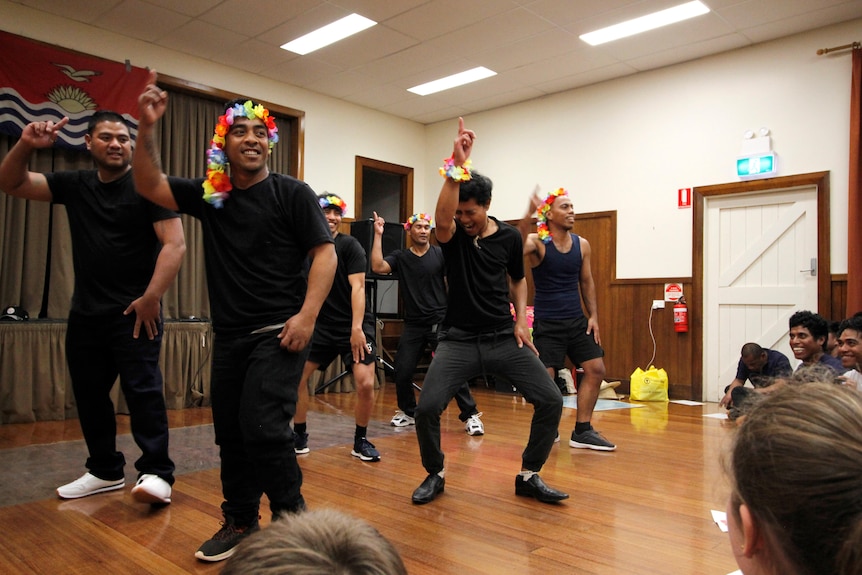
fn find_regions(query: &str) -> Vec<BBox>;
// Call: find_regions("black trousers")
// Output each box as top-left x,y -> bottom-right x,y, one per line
415,327 -> 562,475
395,321 -> 477,420
66,311 -> 174,483
211,331 -> 306,524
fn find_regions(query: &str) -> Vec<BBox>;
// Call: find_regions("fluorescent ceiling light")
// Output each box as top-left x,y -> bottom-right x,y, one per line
281,13 -> 376,55
408,67 -> 497,96
579,1 -> 710,46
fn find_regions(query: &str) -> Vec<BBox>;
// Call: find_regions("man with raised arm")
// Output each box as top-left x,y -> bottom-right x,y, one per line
135,71 -> 336,562
411,118 -> 567,505
370,210 -> 483,435
0,111 -> 185,506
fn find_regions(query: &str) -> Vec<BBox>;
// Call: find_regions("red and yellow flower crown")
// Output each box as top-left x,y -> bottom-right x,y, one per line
536,188 -> 568,244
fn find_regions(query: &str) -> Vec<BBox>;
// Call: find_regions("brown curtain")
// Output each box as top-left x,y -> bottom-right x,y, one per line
849,48 -> 862,317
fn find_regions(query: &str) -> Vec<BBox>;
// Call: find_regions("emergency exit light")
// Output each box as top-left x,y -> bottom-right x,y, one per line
737,153 -> 776,179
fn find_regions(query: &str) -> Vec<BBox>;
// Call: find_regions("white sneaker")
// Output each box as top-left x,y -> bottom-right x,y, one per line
131,474 -> 172,504
390,410 -> 415,427
465,413 -> 484,436
57,473 -> 124,499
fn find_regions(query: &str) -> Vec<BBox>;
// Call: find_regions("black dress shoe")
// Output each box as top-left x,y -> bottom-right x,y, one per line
412,474 -> 445,504
515,474 -> 569,503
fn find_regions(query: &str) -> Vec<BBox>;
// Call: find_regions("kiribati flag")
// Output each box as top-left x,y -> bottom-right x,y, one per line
0,31 -> 149,150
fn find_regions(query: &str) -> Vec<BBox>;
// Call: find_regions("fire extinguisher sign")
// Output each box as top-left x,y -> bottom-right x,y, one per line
664,283 -> 683,302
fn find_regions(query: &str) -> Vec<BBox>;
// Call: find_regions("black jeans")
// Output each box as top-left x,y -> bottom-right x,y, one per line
211,331 -> 306,524
415,327 -> 562,474
66,311 -> 174,483
395,322 -> 477,420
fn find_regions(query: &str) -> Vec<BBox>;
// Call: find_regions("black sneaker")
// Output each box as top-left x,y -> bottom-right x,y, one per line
351,437 -> 381,462
569,428 -> 616,451
294,431 -> 310,454
194,517 -> 260,562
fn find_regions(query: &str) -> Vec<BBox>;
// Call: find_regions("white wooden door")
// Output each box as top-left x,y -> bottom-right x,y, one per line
703,186 -> 819,401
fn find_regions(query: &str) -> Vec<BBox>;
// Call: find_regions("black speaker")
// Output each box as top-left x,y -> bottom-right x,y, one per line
350,219 -> 405,277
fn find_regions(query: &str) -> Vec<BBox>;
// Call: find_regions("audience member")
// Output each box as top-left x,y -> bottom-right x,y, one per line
788,310 -> 844,375
719,343 -> 792,415
726,381 -> 862,575
0,111 -> 185,505
135,72 -> 337,561
837,314 -> 862,391
370,210 -> 484,435
221,508 -> 407,575
293,193 -> 380,462
520,187 -> 614,451
412,118 -> 566,505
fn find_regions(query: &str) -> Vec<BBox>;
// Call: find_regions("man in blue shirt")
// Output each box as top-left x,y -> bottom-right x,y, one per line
720,343 -> 791,416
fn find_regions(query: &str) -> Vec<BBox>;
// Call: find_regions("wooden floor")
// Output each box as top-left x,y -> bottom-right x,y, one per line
0,383 -> 741,575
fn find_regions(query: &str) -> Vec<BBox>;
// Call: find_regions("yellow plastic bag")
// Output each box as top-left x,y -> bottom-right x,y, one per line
629,366 -> 669,401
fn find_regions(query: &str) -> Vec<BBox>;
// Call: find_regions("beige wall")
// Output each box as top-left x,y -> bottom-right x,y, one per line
424,18 -> 861,278
2,2 -> 858,279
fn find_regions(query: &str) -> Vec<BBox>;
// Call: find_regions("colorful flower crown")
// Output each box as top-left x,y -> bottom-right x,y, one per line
536,188 -> 569,244
202,100 -> 279,207
319,195 -> 348,214
404,213 -> 433,230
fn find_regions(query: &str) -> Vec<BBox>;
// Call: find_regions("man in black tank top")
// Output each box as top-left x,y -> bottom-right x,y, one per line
521,188 -> 615,452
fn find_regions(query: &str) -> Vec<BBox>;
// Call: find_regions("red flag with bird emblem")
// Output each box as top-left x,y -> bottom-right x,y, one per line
0,30 -> 149,149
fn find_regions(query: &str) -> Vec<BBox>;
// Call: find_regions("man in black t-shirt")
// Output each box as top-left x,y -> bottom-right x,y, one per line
293,193 -> 381,463
0,111 -> 185,506
411,118 -> 567,505
135,73 -> 337,563
370,211 -> 483,435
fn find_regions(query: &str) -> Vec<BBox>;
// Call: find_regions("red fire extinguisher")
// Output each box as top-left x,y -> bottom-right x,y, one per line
673,296 -> 688,333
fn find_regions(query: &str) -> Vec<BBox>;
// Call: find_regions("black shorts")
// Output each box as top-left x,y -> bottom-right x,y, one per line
307,321 -> 377,369
532,317 -> 604,369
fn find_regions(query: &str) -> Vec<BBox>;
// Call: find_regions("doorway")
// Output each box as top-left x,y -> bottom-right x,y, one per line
354,156 -> 414,317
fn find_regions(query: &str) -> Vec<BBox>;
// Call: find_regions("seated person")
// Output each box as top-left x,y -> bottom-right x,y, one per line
719,342 -> 791,411
726,381 -> 862,575
221,508 -> 407,575
787,310 -> 844,376
837,314 -> 862,391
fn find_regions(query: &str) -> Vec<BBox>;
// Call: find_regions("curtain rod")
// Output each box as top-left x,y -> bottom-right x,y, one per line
816,41 -> 860,55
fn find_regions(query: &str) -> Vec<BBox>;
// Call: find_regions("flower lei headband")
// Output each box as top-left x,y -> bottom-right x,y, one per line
404,213 -> 433,230
202,100 -> 279,207
536,188 -> 569,243
319,195 -> 348,214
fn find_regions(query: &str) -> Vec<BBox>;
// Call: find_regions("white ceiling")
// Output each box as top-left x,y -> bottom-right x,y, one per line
11,0 -> 862,124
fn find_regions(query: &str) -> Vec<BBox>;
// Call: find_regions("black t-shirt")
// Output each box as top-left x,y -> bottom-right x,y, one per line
169,173 -> 332,336
440,217 -> 523,332
384,245 -> 447,325
317,233 -> 374,336
47,169 -> 179,315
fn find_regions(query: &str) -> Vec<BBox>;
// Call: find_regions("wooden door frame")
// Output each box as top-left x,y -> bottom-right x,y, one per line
354,156 -> 414,223
692,171 -> 831,399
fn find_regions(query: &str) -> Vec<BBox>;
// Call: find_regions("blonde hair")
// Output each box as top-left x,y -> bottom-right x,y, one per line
729,382 -> 862,575
221,508 -> 407,575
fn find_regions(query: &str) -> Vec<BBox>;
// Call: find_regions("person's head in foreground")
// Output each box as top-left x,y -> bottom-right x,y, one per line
220,508 -> 407,575
727,381 -> 862,575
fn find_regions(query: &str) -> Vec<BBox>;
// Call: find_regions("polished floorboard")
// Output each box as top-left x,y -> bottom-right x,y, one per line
0,382 -> 741,574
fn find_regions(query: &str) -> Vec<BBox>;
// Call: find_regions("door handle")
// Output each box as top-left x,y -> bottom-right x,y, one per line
799,257 -> 816,276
